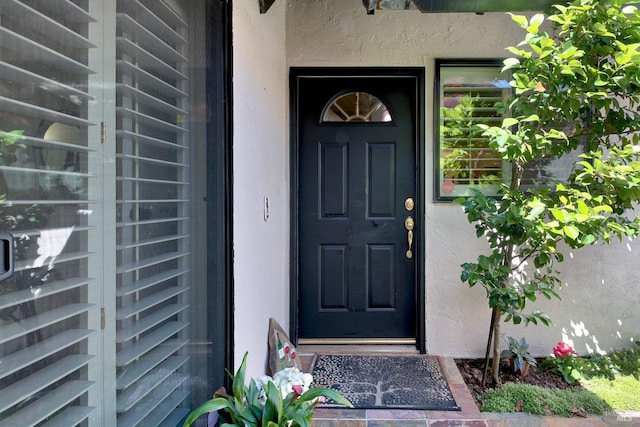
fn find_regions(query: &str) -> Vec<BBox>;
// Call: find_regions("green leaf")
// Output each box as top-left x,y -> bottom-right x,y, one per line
296,387 -> 353,408
563,225 -> 580,240
502,117 -> 519,128
262,381 -> 283,427
509,13 -> 528,28
503,57 -> 520,70
527,13 -> 544,33
232,353 -> 249,402
183,398 -> 234,427
288,412 -> 311,427
581,234 -> 596,245
478,255 -> 491,270
550,208 -> 570,223
513,313 -> 522,325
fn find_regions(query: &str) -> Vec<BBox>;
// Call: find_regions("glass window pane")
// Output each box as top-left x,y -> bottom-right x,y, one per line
436,62 -> 510,200
0,0 -> 97,424
322,92 -> 392,122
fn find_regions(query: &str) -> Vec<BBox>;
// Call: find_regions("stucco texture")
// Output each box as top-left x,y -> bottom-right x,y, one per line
232,0 -> 639,375
283,0 -> 639,358
233,0 -> 288,379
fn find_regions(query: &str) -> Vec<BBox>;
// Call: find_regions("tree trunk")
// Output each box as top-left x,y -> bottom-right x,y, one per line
491,308 -> 502,385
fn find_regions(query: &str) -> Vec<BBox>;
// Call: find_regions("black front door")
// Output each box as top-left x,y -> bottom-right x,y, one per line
293,70 -> 422,342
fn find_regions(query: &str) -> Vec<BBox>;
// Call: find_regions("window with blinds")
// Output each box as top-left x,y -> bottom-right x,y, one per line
0,0 -> 212,425
114,0 -> 193,425
435,61 -> 511,200
0,0 -> 98,425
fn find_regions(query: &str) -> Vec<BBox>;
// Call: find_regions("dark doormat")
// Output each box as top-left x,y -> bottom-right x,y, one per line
311,354 -> 460,411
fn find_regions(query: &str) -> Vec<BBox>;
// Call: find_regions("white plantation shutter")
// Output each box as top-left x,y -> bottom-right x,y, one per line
0,0 -> 98,425
114,1 -> 192,425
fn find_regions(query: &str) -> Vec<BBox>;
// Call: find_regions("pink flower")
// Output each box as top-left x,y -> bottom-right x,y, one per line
292,385 -> 303,396
553,342 -> 577,358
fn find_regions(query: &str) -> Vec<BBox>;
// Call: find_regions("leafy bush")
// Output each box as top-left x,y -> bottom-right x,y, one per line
539,342 -> 582,384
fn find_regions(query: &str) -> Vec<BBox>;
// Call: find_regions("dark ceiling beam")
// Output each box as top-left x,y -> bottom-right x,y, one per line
259,0 -> 277,14
412,0 -> 558,13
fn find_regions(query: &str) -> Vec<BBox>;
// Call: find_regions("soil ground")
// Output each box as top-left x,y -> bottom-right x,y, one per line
455,358 -> 581,405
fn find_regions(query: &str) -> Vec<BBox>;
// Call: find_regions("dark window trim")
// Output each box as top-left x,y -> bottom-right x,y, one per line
206,0 -> 234,392
434,58 -> 507,202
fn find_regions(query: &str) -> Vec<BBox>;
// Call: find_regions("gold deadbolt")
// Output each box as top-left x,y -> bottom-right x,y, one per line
405,197 -> 415,212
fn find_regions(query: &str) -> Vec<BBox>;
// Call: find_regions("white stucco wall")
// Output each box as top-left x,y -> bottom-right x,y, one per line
233,0 -> 288,378
285,0 -> 640,358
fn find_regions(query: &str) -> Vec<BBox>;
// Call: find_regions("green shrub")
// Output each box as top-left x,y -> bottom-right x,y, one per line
480,383 -> 610,416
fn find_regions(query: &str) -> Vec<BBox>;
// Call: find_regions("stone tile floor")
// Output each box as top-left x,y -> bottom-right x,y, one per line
299,350 -> 640,427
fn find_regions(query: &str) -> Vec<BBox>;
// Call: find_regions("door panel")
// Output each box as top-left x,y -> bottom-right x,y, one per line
296,74 -> 418,340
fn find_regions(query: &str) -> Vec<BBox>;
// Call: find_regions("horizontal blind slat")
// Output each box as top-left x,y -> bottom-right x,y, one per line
141,0 -> 188,27
117,0 -> 187,46
116,355 -> 188,412
0,277 -> 94,310
116,251 -> 189,274
117,216 -> 189,229
0,380 -> 95,427
117,107 -> 188,133
0,354 -> 93,414
0,167 -> 92,179
117,84 -> 187,116
116,338 -> 188,389
3,0 -> 96,49
117,198 -> 188,204
117,130 -> 189,150
0,329 -> 95,380
117,378 -> 188,427
117,268 -> 188,297
0,61 -> 94,101
0,304 -> 94,345
117,38 -> 185,81
116,287 -> 188,320
15,251 -> 95,273
39,406 -> 96,427
11,135 -> 93,152
116,13 -> 187,64
116,61 -> 187,99
0,96 -> 94,128
24,0 -> 96,23
117,176 -> 189,185
115,321 -> 188,367
0,27 -> 93,75
117,303 -> 188,343
118,153 -> 188,168
138,389 -> 190,427
118,233 -> 189,251
159,408 -> 191,427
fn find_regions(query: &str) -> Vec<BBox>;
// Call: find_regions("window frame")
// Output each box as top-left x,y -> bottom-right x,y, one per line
434,58 -> 511,201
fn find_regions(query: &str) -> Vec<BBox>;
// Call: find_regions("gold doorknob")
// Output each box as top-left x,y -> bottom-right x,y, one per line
405,217 -> 414,259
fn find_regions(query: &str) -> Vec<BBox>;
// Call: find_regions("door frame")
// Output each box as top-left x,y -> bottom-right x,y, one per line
289,67 -> 426,353
206,0 -> 235,390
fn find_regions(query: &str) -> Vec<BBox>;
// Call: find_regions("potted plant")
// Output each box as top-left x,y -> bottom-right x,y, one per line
183,353 -> 352,427
501,337 -> 537,376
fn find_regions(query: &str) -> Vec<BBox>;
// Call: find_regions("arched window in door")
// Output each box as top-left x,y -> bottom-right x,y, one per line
321,92 -> 392,122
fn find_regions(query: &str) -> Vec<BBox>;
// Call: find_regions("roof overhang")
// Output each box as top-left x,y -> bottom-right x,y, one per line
259,0 -> 559,14
412,0 -> 558,13
362,0 -> 560,14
